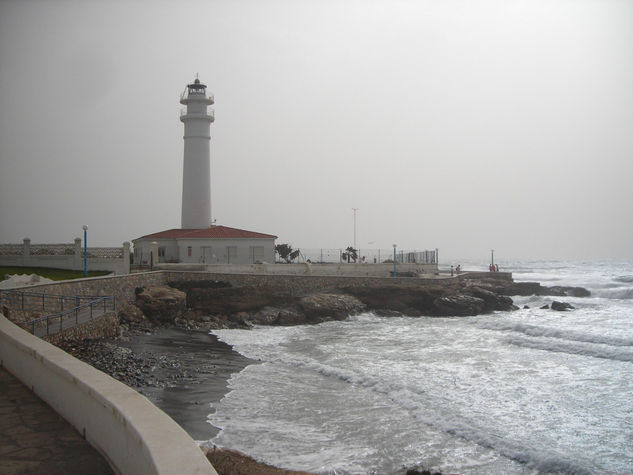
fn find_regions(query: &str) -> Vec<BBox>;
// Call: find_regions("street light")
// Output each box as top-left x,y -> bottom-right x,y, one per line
82,225 -> 88,277
393,244 -> 397,278
491,249 -> 494,267
352,208 -> 359,251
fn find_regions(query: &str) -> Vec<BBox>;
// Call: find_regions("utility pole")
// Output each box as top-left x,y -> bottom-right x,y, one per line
352,208 -> 359,251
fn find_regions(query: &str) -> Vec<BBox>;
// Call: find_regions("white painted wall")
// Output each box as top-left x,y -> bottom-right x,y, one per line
134,238 -> 275,265
0,240 -> 130,274
0,314 -> 216,475
177,238 -> 275,264
180,83 -> 214,229
133,239 -> 179,265
154,262 -> 438,277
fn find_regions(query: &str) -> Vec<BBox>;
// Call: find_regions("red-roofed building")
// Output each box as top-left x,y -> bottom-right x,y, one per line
132,225 -> 277,265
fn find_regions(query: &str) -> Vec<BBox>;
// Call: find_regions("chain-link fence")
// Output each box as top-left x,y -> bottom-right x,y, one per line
283,248 -> 437,264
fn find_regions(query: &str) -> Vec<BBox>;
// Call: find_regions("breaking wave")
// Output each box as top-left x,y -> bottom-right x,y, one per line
477,321 -> 633,347
505,336 -> 633,362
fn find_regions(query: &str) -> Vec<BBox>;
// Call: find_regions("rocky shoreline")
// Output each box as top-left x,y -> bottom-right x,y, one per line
55,274 -> 590,475
126,273 -> 589,331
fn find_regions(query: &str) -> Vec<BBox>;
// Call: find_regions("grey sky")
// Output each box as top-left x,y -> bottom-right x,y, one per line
1,0 -> 631,260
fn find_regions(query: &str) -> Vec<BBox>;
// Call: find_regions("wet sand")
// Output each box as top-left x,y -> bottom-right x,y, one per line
119,328 -> 253,441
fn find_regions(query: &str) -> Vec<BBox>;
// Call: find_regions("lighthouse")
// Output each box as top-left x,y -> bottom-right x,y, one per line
180,77 -> 214,229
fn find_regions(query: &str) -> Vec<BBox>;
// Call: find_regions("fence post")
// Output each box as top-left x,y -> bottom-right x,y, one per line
90,302 -> 93,319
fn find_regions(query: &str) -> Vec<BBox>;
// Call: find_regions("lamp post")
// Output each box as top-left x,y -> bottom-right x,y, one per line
352,208 -> 358,252
82,225 -> 88,277
491,249 -> 494,267
435,248 -> 439,266
393,244 -> 397,278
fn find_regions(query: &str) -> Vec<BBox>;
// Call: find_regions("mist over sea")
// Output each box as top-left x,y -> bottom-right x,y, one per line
208,260 -> 633,474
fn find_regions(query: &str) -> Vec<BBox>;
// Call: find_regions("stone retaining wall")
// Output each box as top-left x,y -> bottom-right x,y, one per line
44,312 -> 119,345
20,272 -> 167,307
13,271 -> 464,306
163,271 -> 463,296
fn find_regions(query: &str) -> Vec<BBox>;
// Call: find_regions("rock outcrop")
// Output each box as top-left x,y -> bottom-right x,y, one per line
298,293 -> 366,322
500,282 -> 590,297
432,295 -> 486,316
551,301 -> 575,311
135,286 -> 187,324
150,272 -> 591,328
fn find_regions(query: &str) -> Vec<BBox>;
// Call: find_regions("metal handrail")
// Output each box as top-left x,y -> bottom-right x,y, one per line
0,289 -> 107,300
25,296 -> 115,337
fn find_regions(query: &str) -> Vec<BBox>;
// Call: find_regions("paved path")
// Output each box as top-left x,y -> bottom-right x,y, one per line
0,367 -> 113,474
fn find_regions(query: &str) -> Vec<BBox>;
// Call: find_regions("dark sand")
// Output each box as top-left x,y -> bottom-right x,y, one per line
119,328 -> 253,441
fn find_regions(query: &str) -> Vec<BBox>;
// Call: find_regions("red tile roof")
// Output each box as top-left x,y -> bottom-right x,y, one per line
134,225 -> 277,241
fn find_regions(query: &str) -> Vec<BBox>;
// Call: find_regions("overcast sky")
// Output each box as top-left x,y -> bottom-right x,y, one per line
1,0 -> 631,260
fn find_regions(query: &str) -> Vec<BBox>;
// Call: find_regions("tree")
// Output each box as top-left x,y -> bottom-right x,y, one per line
289,249 -> 300,262
275,244 -> 300,263
341,246 -> 358,263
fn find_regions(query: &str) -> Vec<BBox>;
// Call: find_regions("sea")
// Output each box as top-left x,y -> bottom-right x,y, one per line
207,260 -> 633,474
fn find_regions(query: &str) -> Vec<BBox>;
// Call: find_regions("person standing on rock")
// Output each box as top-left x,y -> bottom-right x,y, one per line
450,265 -> 454,276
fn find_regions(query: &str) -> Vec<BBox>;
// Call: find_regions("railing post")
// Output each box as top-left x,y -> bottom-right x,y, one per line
90,302 -> 93,319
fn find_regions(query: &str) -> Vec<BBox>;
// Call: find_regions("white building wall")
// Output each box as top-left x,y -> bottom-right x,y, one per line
133,239 -> 179,265
134,238 -> 275,265
176,238 -> 275,265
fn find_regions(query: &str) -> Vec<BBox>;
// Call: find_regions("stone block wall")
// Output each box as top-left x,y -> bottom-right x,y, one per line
163,271 -> 462,296
19,272 -> 167,309
44,312 -> 119,345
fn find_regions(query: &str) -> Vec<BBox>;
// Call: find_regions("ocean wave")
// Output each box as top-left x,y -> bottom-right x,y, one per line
265,354 -> 600,474
615,275 -> 633,283
505,336 -> 633,362
591,287 -> 633,299
477,321 -> 633,347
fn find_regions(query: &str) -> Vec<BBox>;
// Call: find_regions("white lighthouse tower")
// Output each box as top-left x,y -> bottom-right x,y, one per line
180,77 -> 214,229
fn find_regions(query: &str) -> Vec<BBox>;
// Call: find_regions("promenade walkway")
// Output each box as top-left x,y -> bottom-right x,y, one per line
0,367 -> 113,474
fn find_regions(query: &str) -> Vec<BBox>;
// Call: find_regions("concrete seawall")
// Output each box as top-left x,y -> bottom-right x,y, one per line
0,314 -> 216,475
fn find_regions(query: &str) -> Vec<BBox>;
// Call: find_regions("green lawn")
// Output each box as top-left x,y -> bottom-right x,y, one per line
0,266 -> 111,281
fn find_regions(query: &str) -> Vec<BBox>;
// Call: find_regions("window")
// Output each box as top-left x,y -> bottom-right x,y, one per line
227,246 -> 237,264
187,246 -> 192,257
250,246 -> 264,263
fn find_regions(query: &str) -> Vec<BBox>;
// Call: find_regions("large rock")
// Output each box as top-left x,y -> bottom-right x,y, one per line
135,286 -> 187,323
545,286 -> 590,297
432,295 -> 486,316
250,306 -> 307,326
465,286 -> 515,311
298,293 -> 366,322
117,303 -> 148,324
551,301 -> 575,311
342,285 -> 444,316
501,282 -> 590,297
